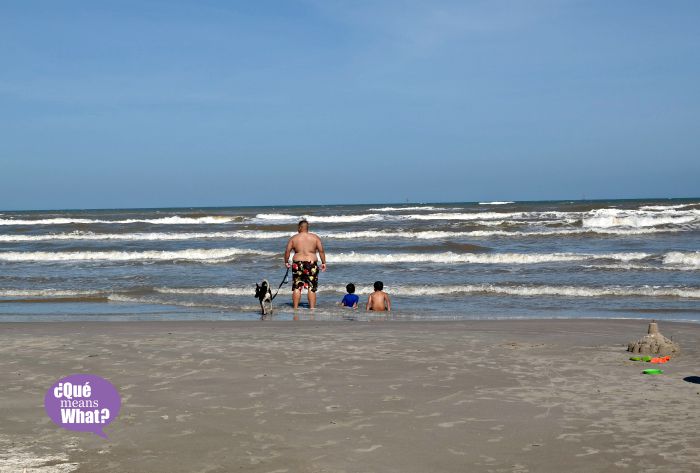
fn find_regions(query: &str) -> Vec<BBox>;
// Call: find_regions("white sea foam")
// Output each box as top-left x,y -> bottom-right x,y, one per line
327,251 -> 649,264
319,227 -> 680,239
5,282 -> 697,301
0,248 -> 649,265
254,213 -> 382,223
0,218 -> 101,226
368,206 -> 440,211
0,248 -> 273,263
368,284 -> 700,298
478,201 -> 515,205
0,216 -> 240,226
391,211 -> 588,222
639,203 -> 697,211
153,284 -> 700,299
256,208 -> 697,226
582,208 -> 699,228
0,224 -> 688,244
393,212 -> 523,221
663,251 -> 700,268
253,211 -> 580,224
0,289 -> 106,297
0,231 -> 292,242
155,287 -> 254,296
106,293 -> 232,310
585,263 -> 698,272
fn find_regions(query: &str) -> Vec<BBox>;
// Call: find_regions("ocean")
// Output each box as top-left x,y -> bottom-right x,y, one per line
0,199 -> 698,322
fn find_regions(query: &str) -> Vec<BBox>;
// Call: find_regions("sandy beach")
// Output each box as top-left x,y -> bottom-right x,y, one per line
1,319 -> 699,473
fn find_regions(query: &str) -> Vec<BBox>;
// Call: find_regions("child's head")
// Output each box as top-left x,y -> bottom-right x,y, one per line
373,281 -> 384,291
346,283 -> 355,294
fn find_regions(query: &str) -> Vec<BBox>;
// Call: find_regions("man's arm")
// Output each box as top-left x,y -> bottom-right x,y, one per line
365,296 -> 372,311
316,235 -> 327,271
284,238 -> 294,267
385,294 -> 391,312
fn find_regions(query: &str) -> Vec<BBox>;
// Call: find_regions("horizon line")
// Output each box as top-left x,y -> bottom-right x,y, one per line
2,196 -> 698,213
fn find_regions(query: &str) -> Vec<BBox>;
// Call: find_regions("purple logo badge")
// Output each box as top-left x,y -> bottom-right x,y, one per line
44,374 -> 121,439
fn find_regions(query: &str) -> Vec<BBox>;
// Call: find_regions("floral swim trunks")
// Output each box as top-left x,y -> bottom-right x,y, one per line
291,261 -> 319,292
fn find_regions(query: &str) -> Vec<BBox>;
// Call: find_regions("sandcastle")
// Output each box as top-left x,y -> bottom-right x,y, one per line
627,321 -> 680,356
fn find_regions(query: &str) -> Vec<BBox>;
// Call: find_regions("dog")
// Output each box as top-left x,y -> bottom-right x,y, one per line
254,279 -> 273,317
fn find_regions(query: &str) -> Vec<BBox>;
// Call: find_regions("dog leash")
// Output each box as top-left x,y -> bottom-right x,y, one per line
270,266 -> 290,301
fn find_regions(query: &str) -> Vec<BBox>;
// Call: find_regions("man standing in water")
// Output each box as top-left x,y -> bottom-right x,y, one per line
284,219 -> 327,309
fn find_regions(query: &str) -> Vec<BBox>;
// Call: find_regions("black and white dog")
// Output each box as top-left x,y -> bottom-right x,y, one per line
254,279 -> 273,316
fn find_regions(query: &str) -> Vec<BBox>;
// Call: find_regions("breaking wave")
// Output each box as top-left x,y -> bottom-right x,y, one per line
0,231 -> 292,242
155,287 -> 253,296
663,251 -> 700,268
152,284 -> 700,299
254,213 -> 382,223
0,248 -> 273,263
582,208 -> 699,228
0,289 -> 107,297
0,216 -> 240,226
0,226 -> 683,243
253,211 -> 580,224
479,201 -> 515,205
328,251 -> 650,264
368,206 -> 440,211
394,212 -> 523,221
639,203 -> 698,211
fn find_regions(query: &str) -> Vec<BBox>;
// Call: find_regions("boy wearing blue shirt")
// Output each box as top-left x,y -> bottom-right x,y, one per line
340,283 -> 359,309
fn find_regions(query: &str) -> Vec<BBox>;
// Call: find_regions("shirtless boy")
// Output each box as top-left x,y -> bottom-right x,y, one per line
284,219 -> 327,309
366,281 -> 391,312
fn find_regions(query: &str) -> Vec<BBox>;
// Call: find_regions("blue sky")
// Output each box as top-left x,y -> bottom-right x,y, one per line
1,1 -> 698,210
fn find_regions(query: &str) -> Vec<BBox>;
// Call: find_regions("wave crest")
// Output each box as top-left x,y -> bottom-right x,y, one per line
663,251 -> 700,268
582,208 -> 699,228
0,248 -> 273,263
151,284 -> 700,299
327,251 -> 649,264
0,216 -> 240,226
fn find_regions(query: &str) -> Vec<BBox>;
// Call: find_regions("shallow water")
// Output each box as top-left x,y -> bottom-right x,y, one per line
0,199 -> 698,322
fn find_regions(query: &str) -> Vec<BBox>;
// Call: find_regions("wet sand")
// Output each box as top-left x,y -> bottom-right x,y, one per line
1,319 -> 699,473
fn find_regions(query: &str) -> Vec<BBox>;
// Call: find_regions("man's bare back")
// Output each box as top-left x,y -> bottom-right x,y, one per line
284,220 -> 326,310
287,232 -> 323,262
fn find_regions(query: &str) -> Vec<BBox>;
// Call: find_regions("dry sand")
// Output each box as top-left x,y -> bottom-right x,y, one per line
1,319 -> 699,473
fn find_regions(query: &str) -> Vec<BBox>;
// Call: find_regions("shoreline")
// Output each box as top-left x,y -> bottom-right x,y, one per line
0,316 -> 699,325
2,318 -> 699,472
1,315 -> 700,324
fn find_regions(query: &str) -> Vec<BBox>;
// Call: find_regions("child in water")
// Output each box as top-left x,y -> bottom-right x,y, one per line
366,281 -> 391,312
340,283 -> 359,309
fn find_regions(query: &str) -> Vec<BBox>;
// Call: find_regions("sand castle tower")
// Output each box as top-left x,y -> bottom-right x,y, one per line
627,321 -> 680,356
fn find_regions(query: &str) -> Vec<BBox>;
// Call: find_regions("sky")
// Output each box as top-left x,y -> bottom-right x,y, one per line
1,1 -> 698,210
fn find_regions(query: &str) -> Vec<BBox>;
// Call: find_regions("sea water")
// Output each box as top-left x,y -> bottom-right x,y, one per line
0,199 -> 698,322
